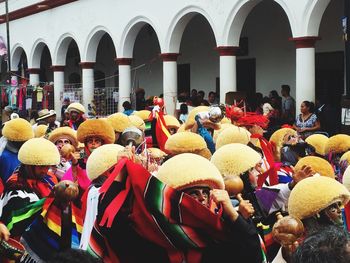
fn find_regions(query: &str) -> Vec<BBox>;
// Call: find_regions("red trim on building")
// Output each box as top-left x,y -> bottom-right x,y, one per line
160,53 -> 180,62
50,65 -> 65,72
0,0 -> 78,24
79,62 -> 95,69
215,46 -> 239,56
27,68 -> 40,74
115,58 -> 133,65
289,36 -> 321,49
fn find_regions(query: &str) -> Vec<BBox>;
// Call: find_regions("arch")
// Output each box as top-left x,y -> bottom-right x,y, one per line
118,16 -> 161,58
273,0 -> 298,36
83,26 -> 117,62
303,0 -> 331,36
165,5 -> 218,53
53,33 -> 81,65
29,38 -> 51,68
10,43 -> 26,71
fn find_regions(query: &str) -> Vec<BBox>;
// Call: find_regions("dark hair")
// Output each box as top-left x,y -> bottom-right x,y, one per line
48,249 -> 102,263
208,91 -> 216,97
302,101 -> 315,113
281,84 -> 290,93
269,90 -> 279,98
180,103 -> 188,115
122,101 -> 132,110
292,225 -> 350,263
198,90 -> 205,97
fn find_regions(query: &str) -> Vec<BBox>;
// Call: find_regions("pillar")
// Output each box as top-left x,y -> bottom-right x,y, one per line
116,58 -> 132,113
28,68 -> 40,86
52,65 -> 65,119
160,53 -> 179,116
80,62 -> 95,114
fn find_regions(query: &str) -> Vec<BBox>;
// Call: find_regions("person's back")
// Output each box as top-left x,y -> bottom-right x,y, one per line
281,85 -> 295,124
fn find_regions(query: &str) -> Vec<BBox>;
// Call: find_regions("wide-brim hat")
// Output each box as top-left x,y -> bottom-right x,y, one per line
18,138 -> 60,166
107,112 -> 131,133
211,143 -> 262,177
164,115 -> 180,129
288,176 -> 350,220
34,124 -> 48,138
165,132 -> 206,155
67,102 -> 86,114
48,127 -> 79,148
128,115 -> 146,131
132,110 -> 151,122
294,156 -> 335,178
157,153 -> 224,190
215,125 -> 251,150
86,144 -> 124,180
77,119 -> 115,144
36,109 -> 56,121
269,128 -> 297,162
305,134 -> 329,156
2,118 -> 34,142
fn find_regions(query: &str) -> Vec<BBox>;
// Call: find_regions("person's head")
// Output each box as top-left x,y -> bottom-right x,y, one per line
63,97 -> 70,105
191,89 -> 197,97
292,226 -> 350,263
107,113 -> 131,143
281,84 -> 290,97
30,110 -> 39,121
36,109 -> 57,124
157,153 -> 224,208
300,101 -> 315,114
122,101 -> 132,110
164,115 -> 180,135
77,119 -> 115,154
198,90 -> 205,100
48,127 -> 78,152
208,91 -> 216,103
136,88 -> 145,100
18,138 -> 60,179
67,103 -> 86,122
269,90 -> 279,99
180,103 -> 188,115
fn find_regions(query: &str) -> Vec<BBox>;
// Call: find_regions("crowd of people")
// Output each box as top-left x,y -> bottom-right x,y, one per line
0,87 -> 349,263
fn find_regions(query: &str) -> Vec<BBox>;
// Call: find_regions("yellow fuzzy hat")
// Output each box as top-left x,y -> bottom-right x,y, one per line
128,115 -> 146,131
215,126 -> 251,150
132,110 -> 151,121
2,118 -> 34,141
340,151 -> 350,164
288,176 -> 350,220
221,117 -> 231,124
211,143 -> 262,177
18,138 -> 60,166
269,128 -> 297,162
305,134 -> 328,156
165,132 -> 206,155
77,119 -> 115,144
34,124 -> 48,138
294,156 -> 335,178
213,123 -> 233,143
343,166 -> 350,191
176,123 -> 187,133
157,153 -> 224,190
67,102 -> 86,114
184,106 -> 209,130
164,115 -> 180,129
86,144 -> 124,180
147,147 -> 167,159
325,134 -> 350,155
48,127 -> 78,148
107,112 -> 131,133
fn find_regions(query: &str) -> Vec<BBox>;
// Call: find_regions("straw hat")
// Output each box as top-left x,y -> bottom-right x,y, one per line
157,153 -> 224,190
67,102 -> 86,114
294,156 -> 335,178
18,138 -> 60,166
128,115 -> 146,131
36,109 -> 56,121
86,144 -> 124,180
107,112 -> 131,133
305,134 -> 329,156
288,176 -> 350,220
77,119 -> 115,144
2,118 -> 34,142
211,143 -> 262,177
325,134 -> 350,155
215,126 -> 251,150
48,127 -> 78,148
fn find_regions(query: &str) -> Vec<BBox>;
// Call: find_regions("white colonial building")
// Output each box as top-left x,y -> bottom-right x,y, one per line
0,0 -> 347,119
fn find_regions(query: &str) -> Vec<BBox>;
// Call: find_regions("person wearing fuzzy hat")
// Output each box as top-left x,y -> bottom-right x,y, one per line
61,119 -> 115,191
0,138 -> 60,241
88,153 -> 263,263
48,127 -> 79,179
0,118 -> 34,188
66,102 -> 86,130
79,144 -> 124,250
106,112 -> 131,144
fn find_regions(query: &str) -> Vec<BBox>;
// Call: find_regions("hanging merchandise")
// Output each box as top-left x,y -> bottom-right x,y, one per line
18,84 -> 27,111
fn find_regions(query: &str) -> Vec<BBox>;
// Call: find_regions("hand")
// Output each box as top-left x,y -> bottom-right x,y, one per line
210,189 -> 239,221
70,151 -> 81,165
238,199 -> 255,219
290,165 -> 313,189
0,223 -> 10,241
117,146 -> 143,164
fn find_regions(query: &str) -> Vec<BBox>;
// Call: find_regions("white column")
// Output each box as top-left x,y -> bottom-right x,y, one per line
116,58 -> 132,113
52,66 -> 65,119
81,62 -> 95,113
217,47 -> 238,104
161,53 -> 179,116
28,68 -> 40,86
293,37 -> 318,113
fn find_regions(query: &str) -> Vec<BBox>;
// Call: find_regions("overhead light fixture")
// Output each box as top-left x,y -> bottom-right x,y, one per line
37,4 -> 49,9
